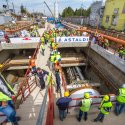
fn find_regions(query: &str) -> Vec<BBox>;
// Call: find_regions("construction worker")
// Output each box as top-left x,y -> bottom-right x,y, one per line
56,52 -> 62,63
49,38 -> 54,50
77,93 -> 92,122
56,91 -> 72,121
36,67 -> 49,90
47,73 -> 55,86
94,95 -> 112,122
104,39 -> 109,50
40,36 -> 45,44
118,45 -> 124,59
115,84 -> 125,115
40,43 -> 45,56
29,56 -> 36,74
49,53 -> 56,71
55,62 -> 61,92
122,48 -> 125,60
0,64 -> 3,69
45,32 -> 49,43
0,74 -> 19,125
52,42 -> 56,50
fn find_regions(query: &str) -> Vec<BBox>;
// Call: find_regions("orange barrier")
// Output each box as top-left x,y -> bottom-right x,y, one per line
45,76 -> 54,125
62,22 -> 125,45
78,29 -> 125,45
14,75 -> 37,103
15,40 -> 40,104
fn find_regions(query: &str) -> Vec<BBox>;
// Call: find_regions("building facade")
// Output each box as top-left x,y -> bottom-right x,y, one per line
102,0 -> 125,31
89,1 -> 103,27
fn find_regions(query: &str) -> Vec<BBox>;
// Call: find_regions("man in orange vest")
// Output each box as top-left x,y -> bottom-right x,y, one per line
29,56 -> 36,74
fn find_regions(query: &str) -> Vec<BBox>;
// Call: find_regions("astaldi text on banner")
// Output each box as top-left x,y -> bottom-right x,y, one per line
56,36 -> 89,43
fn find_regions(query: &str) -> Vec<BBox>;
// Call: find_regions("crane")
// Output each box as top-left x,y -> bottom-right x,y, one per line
44,1 -> 54,17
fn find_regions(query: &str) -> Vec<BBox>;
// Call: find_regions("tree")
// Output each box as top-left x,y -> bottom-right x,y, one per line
20,5 -> 27,14
62,7 -> 74,17
85,7 -> 91,17
62,6 -> 91,17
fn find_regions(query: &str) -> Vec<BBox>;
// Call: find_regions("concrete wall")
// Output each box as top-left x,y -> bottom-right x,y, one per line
91,44 -> 125,74
83,46 -> 125,90
0,50 -> 10,63
1,42 -> 39,50
58,42 -> 89,48
64,17 -> 89,25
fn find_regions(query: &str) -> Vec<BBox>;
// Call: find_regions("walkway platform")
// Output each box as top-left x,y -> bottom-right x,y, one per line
54,101 -> 125,125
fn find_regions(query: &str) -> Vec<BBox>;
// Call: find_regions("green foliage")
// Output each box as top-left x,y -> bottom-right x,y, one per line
62,7 -> 74,17
20,5 -> 27,14
62,6 -> 91,17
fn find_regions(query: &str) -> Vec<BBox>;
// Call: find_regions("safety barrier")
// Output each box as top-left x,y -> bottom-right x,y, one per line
45,77 -> 54,125
67,94 -> 116,109
36,88 -> 48,125
14,75 -> 38,104
36,75 -> 55,125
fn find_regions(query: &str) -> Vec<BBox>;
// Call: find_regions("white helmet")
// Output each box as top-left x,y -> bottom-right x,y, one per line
58,52 -> 60,54
122,84 -> 125,88
29,56 -> 31,59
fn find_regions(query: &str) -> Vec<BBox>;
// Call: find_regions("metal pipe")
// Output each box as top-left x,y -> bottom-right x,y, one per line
72,67 -> 78,79
62,22 -> 125,45
77,29 -> 125,45
75,66 -> 85,80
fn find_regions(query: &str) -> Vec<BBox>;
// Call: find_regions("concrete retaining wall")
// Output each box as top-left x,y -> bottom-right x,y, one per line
1,42 -> 38,50
83,45 -> 125,87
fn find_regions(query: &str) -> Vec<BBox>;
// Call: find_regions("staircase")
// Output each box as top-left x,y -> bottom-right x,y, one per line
17,86 -> 46,125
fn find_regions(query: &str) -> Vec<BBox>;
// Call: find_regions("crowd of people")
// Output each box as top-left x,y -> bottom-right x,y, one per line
0,27 -> 125,125
56,85 -> 125,122
89,32 -> 125,60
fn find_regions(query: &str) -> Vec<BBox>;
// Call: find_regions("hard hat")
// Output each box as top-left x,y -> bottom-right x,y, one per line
103,95 -> 109,101
29,56 -> 31,59
0,64 -> 3,68
84,93 -> 90,99
122,84 -> 125,88
58,52 -> 60,54
64,91 -> 69,97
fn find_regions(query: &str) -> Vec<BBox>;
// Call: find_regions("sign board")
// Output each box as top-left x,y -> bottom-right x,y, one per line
10,37 -> 40,43
56,36 -> 89,43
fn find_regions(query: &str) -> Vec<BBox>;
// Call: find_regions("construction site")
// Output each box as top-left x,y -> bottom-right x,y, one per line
0,0 -> 125,125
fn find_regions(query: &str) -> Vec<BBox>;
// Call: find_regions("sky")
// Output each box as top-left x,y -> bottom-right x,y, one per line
0,0 -> 106,15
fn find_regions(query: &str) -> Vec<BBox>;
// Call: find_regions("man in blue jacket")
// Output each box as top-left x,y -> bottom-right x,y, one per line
56,91 -> 72,121
0,73 -> 19,125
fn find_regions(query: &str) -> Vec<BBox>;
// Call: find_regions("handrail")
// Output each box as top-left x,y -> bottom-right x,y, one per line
60,69 -> 67,91
15,33 -> 40,104
36,88 -> 48,125
14,75 -> 37,104
45,76 -> 54,125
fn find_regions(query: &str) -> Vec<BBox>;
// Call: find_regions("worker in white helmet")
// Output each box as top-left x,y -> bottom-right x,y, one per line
115,84 -> 125,115
56,52 -> 61,63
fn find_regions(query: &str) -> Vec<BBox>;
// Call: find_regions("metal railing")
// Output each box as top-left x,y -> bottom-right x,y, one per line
36,88 -> 48,125
45,80 -> 54,125
36,75 -> 55,125
14,75 -> 38,104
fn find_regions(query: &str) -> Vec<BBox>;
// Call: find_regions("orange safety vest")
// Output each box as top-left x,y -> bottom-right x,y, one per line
30,59 -> 36,67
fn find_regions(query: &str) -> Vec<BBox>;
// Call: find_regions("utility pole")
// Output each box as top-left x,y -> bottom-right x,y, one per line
54,2 -> 55,18
12,2 -> 15,13
6,0 -> 9,10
